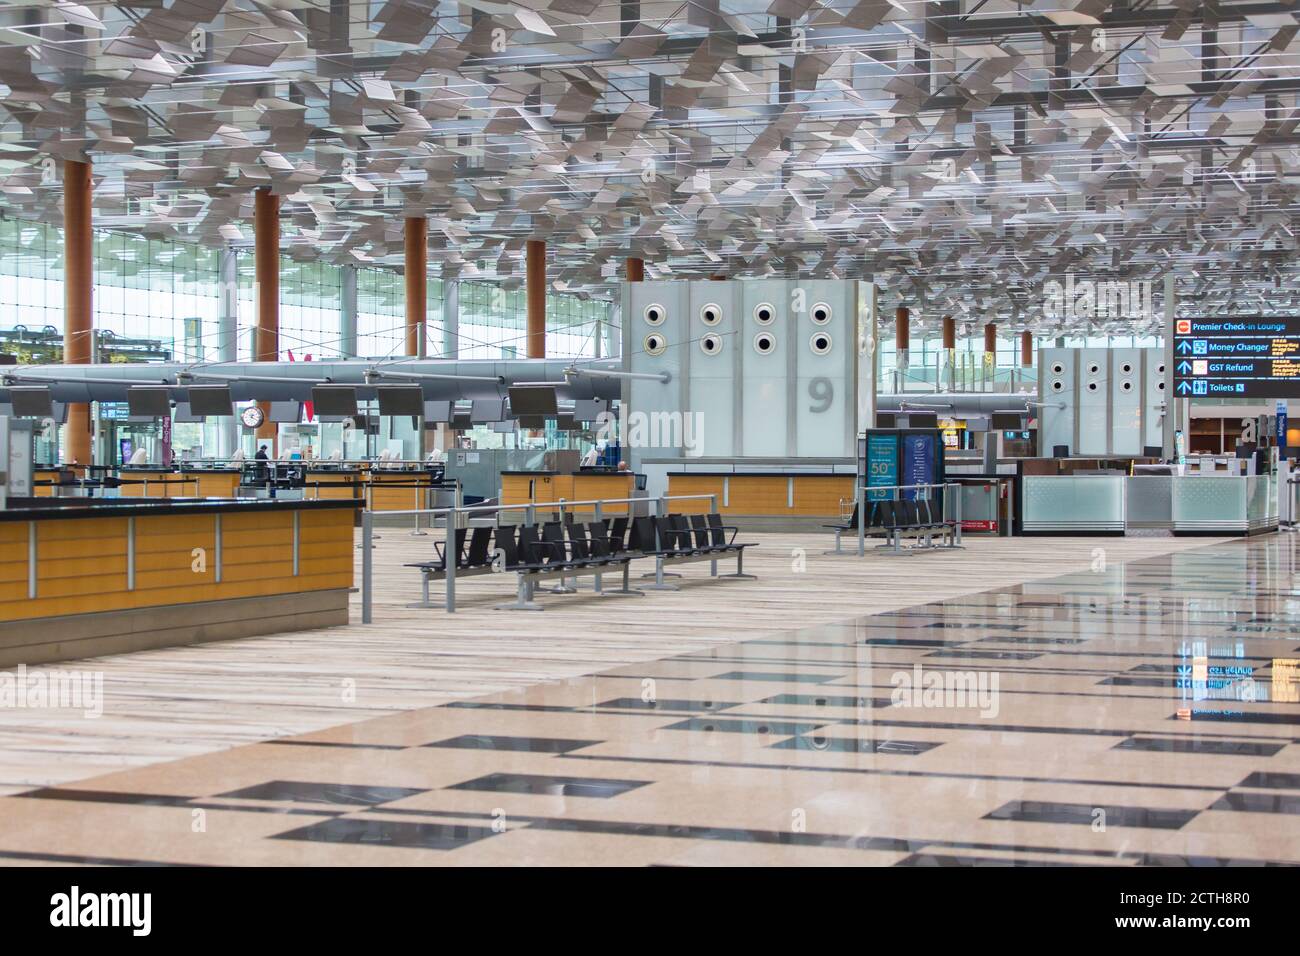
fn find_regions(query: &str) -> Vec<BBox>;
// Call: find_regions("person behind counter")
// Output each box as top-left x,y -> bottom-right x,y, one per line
255,445 -> 269,462
617,460 -> 629,472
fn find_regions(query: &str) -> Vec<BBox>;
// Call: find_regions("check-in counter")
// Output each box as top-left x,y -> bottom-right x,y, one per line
667,472 -> 855,516
500,471 -> 636,513
1021,475 -> 1127,533
0,497 -> 358,667
304,467 -> 366,501
365,468 -> 443,511
33,468 -> 73,497
1022,474 -> 1279,535
1168,474 -> 1277,534
117,468 -> 202,498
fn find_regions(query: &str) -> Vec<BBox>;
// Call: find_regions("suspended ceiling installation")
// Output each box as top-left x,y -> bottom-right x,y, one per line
0,0 -> 1297,335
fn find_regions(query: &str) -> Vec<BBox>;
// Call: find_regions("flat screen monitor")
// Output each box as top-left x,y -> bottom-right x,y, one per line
311,386 -> 358,417
47,402 -> 68,425
9,386 -> 53,418
492,420 -> 515,433
508,385 -> 558,416
423,401 -> 452,423
451,410 -> 473,430
555,413 -> 577,431
268,401 -> 303,424
991,411 -> 1023,431
471,399 -> 507,423
876,412 -> 897,428
188,385 -> 233,417
570,399 -> 603,423
126,387 -> 171,418
907,412 -> 938,429
516,415 -> 545,429
377,386 -> 424,417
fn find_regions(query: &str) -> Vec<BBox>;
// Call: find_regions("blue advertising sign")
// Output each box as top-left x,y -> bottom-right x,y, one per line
865,433 -> 897,501
901,434 -> 936,500
1277,401 -> 1288,460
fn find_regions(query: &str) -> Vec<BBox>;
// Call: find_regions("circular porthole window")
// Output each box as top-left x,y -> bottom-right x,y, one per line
1088,363 -> 1100,375
699,333 -> 723,356
753,332 -> 777,355
1051,380 -> 1065,393
1051,362 -> 1065,375
1157,381 -> 1165,391
753,302 -> 776,325
643,333 -> 667,356
1120,362 -> 1133,374
1121,380 -> 1133,392
1087,381 -> 1099,392
810,302 -> 832,325
699,303 -> 722,326
809,332 -> 833,355
1157,364 -> 1165,375
643,304 -> 666,326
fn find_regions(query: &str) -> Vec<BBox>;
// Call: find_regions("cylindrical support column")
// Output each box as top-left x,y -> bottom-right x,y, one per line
63,159 -> 93,468
218,246 -> 239,457
983,322 -> 997,385
339,265 -> 358,358
941,315 -> 956,392
625,256 -> 644,282
526,239 -> 546,359
254,188 -> 279,447
1020,330 -> 1034,367
404,216 -> 427,358
894,306 -> 910,388
442,279 -> 459,358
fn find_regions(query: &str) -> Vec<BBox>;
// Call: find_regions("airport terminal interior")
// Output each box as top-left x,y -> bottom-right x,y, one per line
0,0 -> 1297,869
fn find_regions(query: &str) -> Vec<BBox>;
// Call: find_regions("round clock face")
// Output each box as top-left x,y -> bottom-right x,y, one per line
240,406 -> 264,429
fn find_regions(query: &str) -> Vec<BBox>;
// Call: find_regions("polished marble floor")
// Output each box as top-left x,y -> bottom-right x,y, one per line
2,534 -> 1298,866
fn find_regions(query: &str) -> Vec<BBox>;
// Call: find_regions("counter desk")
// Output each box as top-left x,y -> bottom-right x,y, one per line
500,471 -> 636,513
0,497 -> 359,667
666,472 -> 855,516
1020,474 -> 1279,535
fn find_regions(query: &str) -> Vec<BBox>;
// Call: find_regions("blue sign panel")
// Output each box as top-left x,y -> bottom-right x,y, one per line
866,434 -> 897,501
901,434 -> 936,500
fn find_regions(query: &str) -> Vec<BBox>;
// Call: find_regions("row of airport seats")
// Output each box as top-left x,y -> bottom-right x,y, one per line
824,497 -> 957,553
407,513 -> 757,610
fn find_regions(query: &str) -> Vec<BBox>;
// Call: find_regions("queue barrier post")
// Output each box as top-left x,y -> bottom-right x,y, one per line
362,509 -> 374,624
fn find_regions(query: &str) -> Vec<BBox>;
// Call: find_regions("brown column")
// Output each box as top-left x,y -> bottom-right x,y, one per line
983,322 -> 997,358
625,256 -> 644,282
254,188 -> 279,447
941,315 -> 955,351
63,160 -> 93,468
895,306 -> 910,352
405,217 -> 427,357
709,274 -> 726,281
526,239 -> 546,358
1020,330 -> 1034,367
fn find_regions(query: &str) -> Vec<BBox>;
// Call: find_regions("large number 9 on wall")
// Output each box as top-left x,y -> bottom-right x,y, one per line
808,376 -> 833,413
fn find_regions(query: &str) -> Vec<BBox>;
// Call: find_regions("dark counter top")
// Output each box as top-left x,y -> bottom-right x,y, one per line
0,497 -> 360,523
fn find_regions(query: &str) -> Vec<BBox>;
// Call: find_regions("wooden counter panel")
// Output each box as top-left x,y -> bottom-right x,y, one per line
667,474 -> 852,516
0,506 -> 355,624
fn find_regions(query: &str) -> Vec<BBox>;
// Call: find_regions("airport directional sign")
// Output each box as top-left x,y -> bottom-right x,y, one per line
1171,316 -> 1300,398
